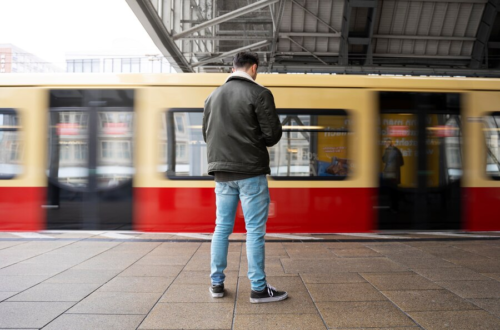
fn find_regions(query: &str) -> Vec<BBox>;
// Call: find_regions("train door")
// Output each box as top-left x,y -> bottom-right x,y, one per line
45,89 -> 134,230
377,92 -> 462,230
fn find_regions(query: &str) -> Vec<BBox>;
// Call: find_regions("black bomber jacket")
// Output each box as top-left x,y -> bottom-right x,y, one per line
202,73 -> 282,176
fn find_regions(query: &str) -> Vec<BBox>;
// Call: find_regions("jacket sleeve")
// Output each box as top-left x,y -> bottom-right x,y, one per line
255,89 -> 282,147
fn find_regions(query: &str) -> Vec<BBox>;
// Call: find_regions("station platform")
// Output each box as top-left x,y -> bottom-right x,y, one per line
1,231 -> 500,329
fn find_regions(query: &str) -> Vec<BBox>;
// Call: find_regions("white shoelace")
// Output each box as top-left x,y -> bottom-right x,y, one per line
266,284 -> 277,297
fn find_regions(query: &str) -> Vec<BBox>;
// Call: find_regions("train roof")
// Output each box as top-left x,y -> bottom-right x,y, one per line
2,73 -> 500,91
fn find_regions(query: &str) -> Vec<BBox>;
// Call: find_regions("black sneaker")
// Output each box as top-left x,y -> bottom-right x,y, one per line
209,284 -> 224,298
250,283 -> 288,303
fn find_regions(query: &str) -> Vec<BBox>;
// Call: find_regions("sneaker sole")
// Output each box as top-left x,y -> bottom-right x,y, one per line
209,288 -> 224,298
249,292 -> 288,304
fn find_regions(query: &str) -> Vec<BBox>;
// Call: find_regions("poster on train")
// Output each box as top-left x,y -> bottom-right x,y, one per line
316,115 -> 349,176
380,114 -> 439,188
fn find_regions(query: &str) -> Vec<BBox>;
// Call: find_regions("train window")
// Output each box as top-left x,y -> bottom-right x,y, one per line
160,109 -> 210,179
484,113 -> 500,179
0,109 -> 22,179
270,109 -> 349,180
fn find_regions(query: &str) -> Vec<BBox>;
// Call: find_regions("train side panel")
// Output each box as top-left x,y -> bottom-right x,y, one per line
134,86 -> 377,233
0,88 -> 47,231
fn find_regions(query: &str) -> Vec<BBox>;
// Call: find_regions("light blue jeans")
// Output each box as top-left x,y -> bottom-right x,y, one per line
210,175 -> 269,291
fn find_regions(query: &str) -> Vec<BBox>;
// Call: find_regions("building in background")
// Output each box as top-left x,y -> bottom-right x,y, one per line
66,52 -> 175,73
0,44 -> 60,73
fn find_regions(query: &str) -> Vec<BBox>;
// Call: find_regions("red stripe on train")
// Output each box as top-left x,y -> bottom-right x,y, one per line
134,187 -> 377,233
0,187 -> 45,231
464,187 -> 500,231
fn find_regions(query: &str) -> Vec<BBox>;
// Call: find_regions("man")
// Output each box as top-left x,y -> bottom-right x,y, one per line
202,52 -> 287,303
382,138 -> 404,211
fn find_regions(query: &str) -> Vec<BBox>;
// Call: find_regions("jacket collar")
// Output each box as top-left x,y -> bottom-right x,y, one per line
225,70 -> 265,88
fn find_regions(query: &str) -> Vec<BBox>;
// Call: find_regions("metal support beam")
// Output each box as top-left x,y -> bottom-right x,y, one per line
290,0 -> 338,33
364,1 -> 378,65
179,36 -> 270,40
285,37 -> 329,65
470,0 -> 500,68
126,0 -> 193,72
338,0 -> 352,65
281,32 -> 341,37
192,40 -> 271,67
269,0 -> 286,72
173,0 -> 279,40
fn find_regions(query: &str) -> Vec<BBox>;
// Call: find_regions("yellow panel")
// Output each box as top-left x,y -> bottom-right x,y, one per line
3,73 -> 500,92
463,92 -> 500,188
0,88 -> 48,187
134,86 -> 377,188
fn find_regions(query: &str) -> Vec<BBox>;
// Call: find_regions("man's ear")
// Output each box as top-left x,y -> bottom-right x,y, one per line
232,67 -> 236,73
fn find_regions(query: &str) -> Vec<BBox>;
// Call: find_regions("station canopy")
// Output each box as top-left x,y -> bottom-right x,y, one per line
127,0 -> 500,76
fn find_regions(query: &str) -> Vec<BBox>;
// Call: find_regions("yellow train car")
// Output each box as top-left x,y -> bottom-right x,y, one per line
0,74 -> 499,232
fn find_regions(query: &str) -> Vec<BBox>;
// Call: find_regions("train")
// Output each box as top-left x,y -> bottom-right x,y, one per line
0,73 -> 499,232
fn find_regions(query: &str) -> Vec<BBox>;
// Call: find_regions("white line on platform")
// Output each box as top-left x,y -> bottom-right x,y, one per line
266,234 -> 322,240
10,232 -> 54,239
338,233 -> 411,239
99,232 -> 138,239
415,232 -> 493,238
173,233 -> 213,240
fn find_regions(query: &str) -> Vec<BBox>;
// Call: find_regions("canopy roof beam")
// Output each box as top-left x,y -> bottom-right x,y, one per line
192,40 -> 271,67
173,0 -> 279,40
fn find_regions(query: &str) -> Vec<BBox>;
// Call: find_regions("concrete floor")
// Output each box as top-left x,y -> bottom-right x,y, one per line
1,231 -> 500,329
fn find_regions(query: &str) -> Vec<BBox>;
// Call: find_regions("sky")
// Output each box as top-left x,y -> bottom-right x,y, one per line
0,0 -> 161,69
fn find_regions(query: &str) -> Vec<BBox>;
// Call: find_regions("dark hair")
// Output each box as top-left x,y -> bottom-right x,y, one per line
233,52 -> 259,69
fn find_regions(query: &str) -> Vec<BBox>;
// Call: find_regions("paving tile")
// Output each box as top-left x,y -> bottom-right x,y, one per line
334,258 -> 409,273
160,283 -> 236,303
307,283 -> 387,302
446,257 -> 500,273
43,314 -> 144,330
281,259 -> 339,273
0,275 -> 47,291
408,310 -> 500,330
71,256 -> 140,270
236,289 -> 316,314
363,243 -> 416,254
68,292 -> 161,314
0,302 -> 74,328
412,267 -> 491,281
0,292 -> 17,301
316,301 -> 416,328
138,302 -> 233,329
331,248 -> 383,258
0,263 -> 68,276
134,255 -> 191,266
285,251 -> 336,259
233,313 -> 326,330
301,273 -> 366,284
483,273 -> 500,281
468,298 -> 500,319
361,273 -> 442,290
387,256 -> 458,269
45,269 -> 120,284
7,283 -> 100,302
332,328 -> 419,330
118,264 -> 183,277
98,276 -> 174,293
383,290 -> 479,312
436,280 -> 500,298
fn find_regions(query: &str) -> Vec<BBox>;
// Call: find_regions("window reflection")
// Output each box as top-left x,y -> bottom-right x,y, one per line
160,111 -> 208,177
269,112 -> 349,178
97,111 -> 134,188
0,110 -> 22,178
484,114 -> 500,178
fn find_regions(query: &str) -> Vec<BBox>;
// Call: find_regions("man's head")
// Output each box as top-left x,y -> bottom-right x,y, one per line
233,52 -> 259,80
384,138 -> 393,148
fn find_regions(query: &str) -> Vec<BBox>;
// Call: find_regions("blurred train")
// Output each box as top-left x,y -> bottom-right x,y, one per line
1,74 -> 499,232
